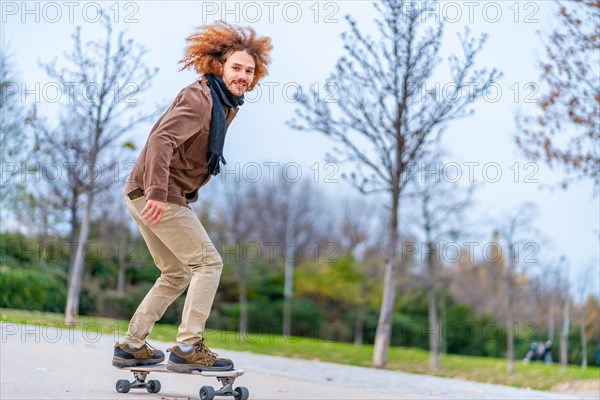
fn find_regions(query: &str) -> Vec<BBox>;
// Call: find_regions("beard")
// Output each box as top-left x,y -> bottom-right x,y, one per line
228,81 -> 247,96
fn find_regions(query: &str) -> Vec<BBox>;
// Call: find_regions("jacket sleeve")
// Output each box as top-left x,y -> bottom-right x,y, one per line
143,85 -> 212,202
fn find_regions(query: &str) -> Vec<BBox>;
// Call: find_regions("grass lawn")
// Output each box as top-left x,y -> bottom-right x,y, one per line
2,308 -> 598,391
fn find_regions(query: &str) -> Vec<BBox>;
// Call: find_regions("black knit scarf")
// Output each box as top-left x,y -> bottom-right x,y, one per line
203,73 -> 245,176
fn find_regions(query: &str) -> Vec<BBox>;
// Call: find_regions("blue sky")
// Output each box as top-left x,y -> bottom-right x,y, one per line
2,1 -> 598,297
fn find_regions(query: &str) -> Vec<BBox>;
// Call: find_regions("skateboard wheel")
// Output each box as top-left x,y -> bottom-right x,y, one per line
199,385 -> 215,400
115,379 -> 131,393
146,379 -> 161,393
234,386 -> 249,400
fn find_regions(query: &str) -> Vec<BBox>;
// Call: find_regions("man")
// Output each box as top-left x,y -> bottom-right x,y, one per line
112,21 -> 272,372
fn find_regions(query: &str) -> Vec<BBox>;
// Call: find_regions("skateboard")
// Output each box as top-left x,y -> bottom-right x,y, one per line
115,364 -> 249,400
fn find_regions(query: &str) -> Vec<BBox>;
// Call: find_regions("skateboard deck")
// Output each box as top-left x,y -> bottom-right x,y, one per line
115,364 -> 248,400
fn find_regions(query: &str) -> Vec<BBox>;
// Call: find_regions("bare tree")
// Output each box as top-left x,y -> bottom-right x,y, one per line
279,179 -> 324,337
92,185 -> 139,295
220,180 -> 259,338
29,112 -> 88,257
406,160 -> 476,370
288,0 -> 500,367
575,264 -> 593,368
558,256 -> 570,371
336,196 -> 373,345
546,264 -> 559,344
515,0 -> 599,192
497,202 -> 539,374
239,178 -> 327,262
219,176 -> 329,337
583,294 -> 600,367
29,15 -> 160,324
0,42 -> 28,211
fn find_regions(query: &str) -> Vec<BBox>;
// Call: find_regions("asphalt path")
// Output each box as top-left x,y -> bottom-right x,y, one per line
1,323 -> 596,400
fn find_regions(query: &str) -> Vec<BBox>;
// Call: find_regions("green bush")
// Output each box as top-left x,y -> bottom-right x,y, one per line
0,232 -> 34,266
0,267 -> 66,312
219,298 -> 327,339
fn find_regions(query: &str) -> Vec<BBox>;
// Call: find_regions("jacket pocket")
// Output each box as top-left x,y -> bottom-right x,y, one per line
184,130 -> 209,165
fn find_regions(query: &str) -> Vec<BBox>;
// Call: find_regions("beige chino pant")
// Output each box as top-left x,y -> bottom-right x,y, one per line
123,196 -> 223,347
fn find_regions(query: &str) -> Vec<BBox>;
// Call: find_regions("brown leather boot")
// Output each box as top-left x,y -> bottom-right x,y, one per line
166,338 -> 233,372
112,342 -> 165,368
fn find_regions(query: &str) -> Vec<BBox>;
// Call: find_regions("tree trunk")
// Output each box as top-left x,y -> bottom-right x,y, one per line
372,192 -> 399,368
427,242 -> 439,370
439,291 -> 447,354
117,239 -> 127,296
117,260 -> 126,294
354,303 -> 365,346
66,191 -> 80,290
560,295 -> 570,370
507,250 -> 515,374
548,295 -> 555,342
428,286 -> 439,369
283,260 -> 293,337
117,226 -> 127,295
560,331 -> 568,370
580,309 -> 587,369
64,191 -> 93,325
282,210 -> 294,337
507,298 -> 515,374
38,201 -> 50,241
239,261 -> 248,339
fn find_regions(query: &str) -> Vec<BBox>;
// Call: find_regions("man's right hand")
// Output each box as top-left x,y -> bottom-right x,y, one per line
141,199 -> 166,226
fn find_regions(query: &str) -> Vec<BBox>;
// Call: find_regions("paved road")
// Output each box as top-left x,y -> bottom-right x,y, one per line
0,323 -> 596,400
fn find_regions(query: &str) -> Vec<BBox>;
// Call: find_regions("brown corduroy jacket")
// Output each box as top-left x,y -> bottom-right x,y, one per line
125,76 -> 239,206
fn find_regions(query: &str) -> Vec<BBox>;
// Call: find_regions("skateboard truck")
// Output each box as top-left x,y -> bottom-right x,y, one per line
198,371 -> 249,400
116,370 -> 161,394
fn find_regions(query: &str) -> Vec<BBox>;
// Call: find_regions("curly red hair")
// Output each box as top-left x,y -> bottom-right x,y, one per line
178,21 -> 273,91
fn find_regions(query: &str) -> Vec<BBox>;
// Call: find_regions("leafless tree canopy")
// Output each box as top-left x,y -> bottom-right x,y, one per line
289,0 -> 501,195
515,0 -> 600,191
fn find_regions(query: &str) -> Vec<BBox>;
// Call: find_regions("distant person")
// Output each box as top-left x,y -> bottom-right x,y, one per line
542,340 -> 552,364
523,342 -> 538,363
112,21 -> 272,372
536,340 -> 546,361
